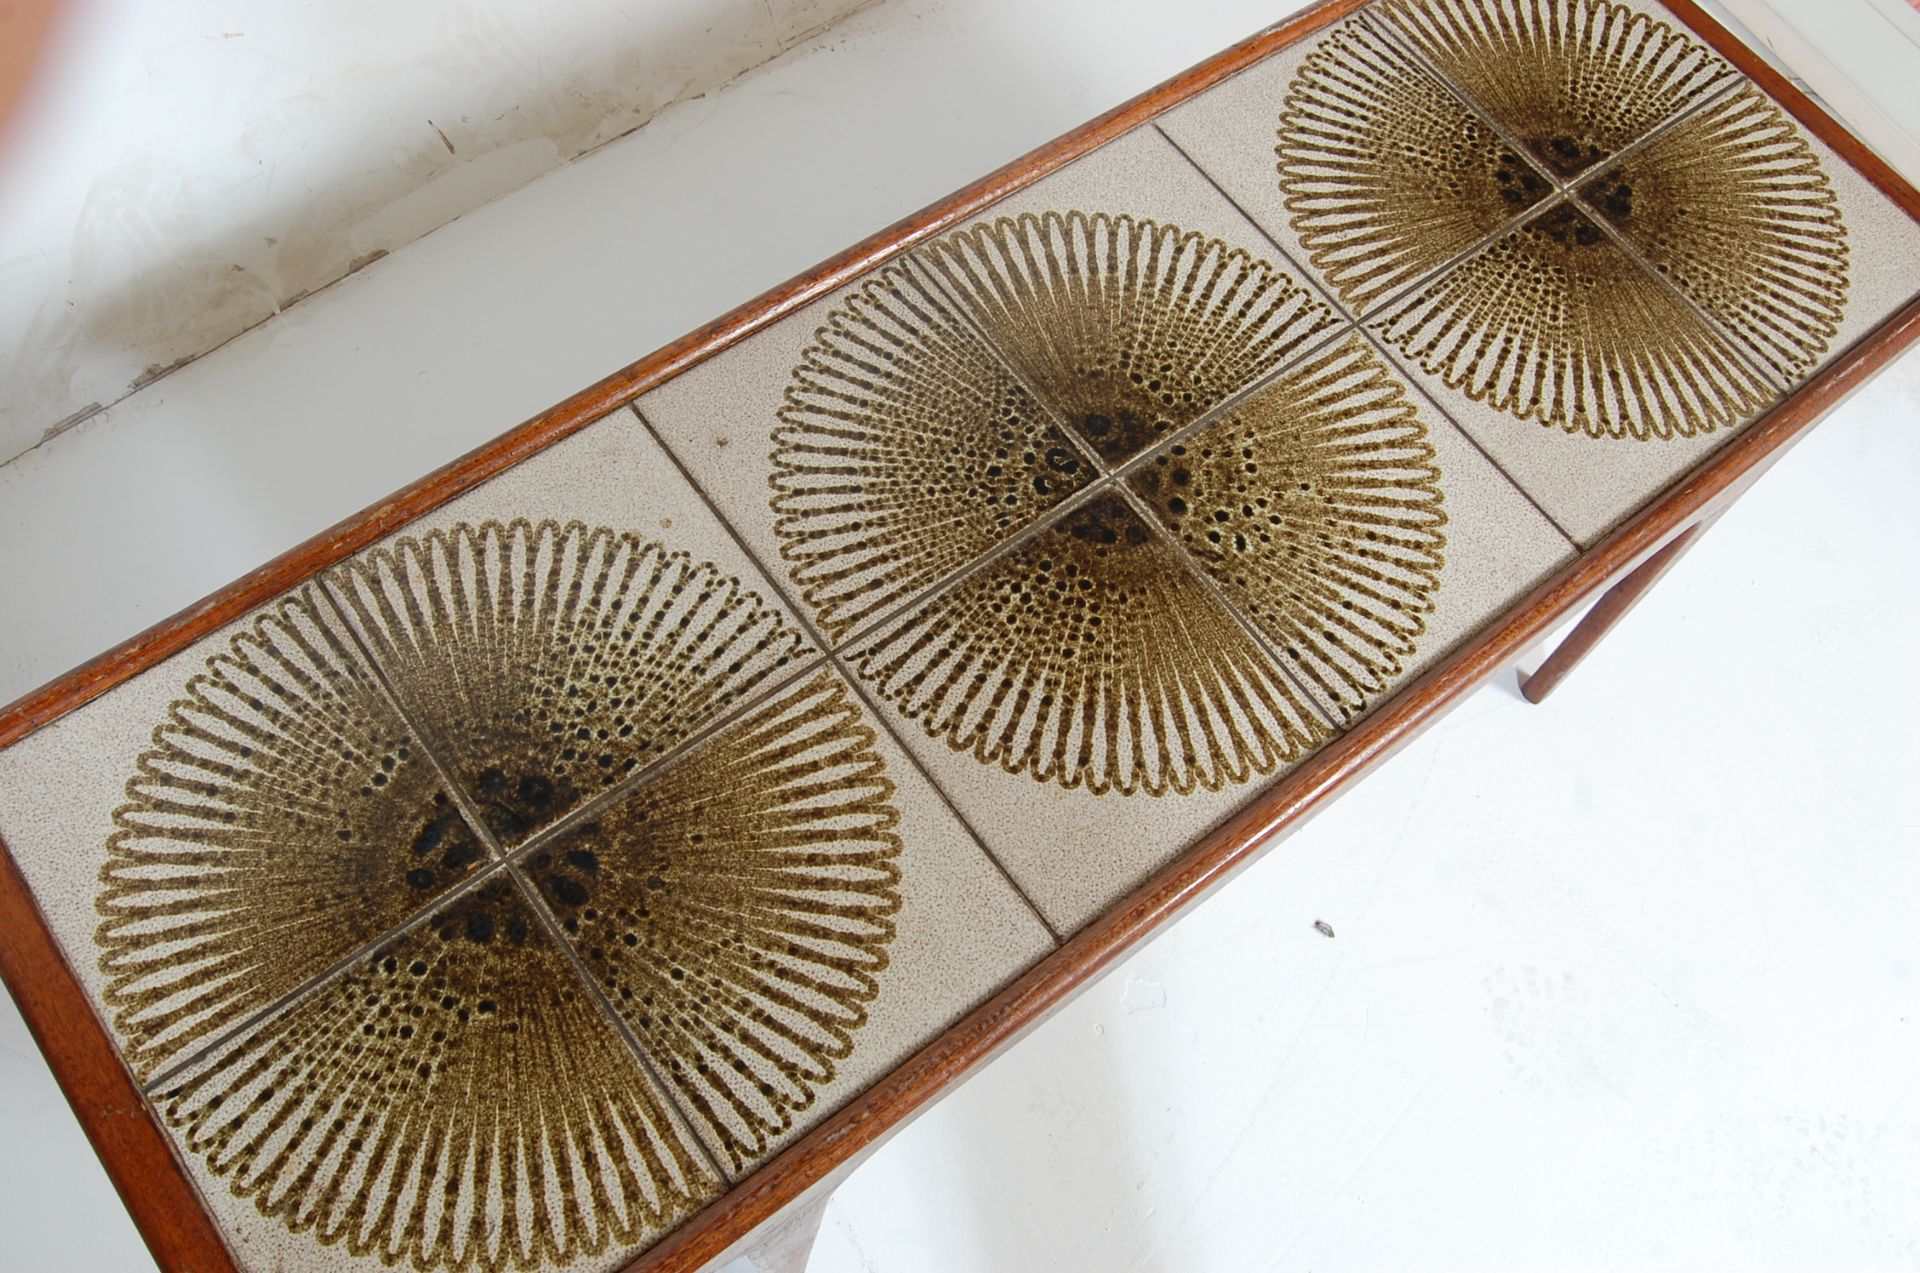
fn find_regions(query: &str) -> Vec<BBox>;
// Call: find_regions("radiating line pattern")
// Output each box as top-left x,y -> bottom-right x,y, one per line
1373,0 -> 1736,179
531,667 -> 904,1173
919,210 -> 1340,464
1579,83 -> 1849,383
155,878 -> 722,1273
1131,335 -> 1448,714
1277,15 -> 1553,310
98,588 -> 491,1083
1372,202 -> 1779,438
771,265 -> 1091,642
848,493 -> 1332,796
105,523 -> 905,1269
328,518 -> 809,846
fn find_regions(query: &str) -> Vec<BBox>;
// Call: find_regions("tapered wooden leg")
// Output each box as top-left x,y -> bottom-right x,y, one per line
1520,518 -> 1716,704
725,1194 -> 830,1273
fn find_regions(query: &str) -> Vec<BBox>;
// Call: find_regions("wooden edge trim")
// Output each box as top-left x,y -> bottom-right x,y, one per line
0,0 -> 1913,1267
624,287 -> 1920,1273
0,0 -> 1371,754
0,838 -> 240,1273
1662,0 -> 1920,220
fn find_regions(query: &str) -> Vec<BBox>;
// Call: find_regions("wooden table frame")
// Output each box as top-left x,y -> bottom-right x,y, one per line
2,1 -> 1916,1269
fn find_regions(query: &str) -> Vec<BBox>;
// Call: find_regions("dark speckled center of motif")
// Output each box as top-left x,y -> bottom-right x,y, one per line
96,521 -> 904,1271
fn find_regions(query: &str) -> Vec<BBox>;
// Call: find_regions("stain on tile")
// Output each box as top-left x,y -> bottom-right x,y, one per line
1129,333 -> 1449,712
528,664 -> 1052,1173
327,412 -> 818,849
1371,200 -> 1777,440
772,263 -> 1091,642
919,208 -> 1337,464
1372,0 -> 1737,178
154,874 -> 721,1272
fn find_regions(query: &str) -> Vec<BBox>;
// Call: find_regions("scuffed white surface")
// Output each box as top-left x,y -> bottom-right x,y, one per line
3,0 -> 1918,1268
0,0 -> 873,465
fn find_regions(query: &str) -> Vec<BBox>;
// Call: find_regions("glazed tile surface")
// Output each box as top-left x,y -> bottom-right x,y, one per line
325,412 -> 821,848
524,663 -> 1052,1175
1127,332 -> 1574,719
152,873 -> 724,1273
1165,0 -> 1920,544
4,2 -> 1920,1268
0,586 -> 486,1087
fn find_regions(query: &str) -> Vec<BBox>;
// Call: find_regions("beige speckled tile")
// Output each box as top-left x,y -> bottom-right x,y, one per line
0,584 -> 489,1085
1362,198 -> 1784,544
640,123 -> 1346,660
518,662 -> 1054,1175
325,409 -> 819,849
640,258 -> 1092,645
839,490 -> 1336,935
149,872 -> 724,1273
1158,11 -> 1558,317
911,124 -> 1346,464
1126,332 -> 1576,719
1574,80 -> 1920,391
1369,0 -> 1739,180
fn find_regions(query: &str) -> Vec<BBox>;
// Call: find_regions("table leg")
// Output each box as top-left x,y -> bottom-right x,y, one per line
1519,517 -> 1718,705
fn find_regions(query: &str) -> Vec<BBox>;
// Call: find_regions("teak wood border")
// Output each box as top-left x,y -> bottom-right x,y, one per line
1,2 -> 1915,1269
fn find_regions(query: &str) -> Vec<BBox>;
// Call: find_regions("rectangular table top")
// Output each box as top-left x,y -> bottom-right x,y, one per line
2,1 -> 1917,1269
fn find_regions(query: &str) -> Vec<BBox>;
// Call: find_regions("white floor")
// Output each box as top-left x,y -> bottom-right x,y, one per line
3,0 -> 1918,1269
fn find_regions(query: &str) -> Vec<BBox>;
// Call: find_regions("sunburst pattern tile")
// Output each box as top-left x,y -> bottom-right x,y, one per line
3,4 -> 1919,1269
325,412 -> 820,849
151,873 -> 724,1273
522,663 -> 1052,1175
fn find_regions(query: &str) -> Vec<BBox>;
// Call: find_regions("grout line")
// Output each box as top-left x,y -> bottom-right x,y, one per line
140,855 -> 515,1094
508,651 -> 830,859
1350,322 -> 1581,549
502,861 -> 737,1186
140,582 -> 537,1093
316,578 -> 515,864
1154,102 -> 1562,328
904,250 -> 1117,480
1108,479 -> 1351,730
1561,183 -> 1795,397
631,402 -> 1067,944
825,647 -> 1066,945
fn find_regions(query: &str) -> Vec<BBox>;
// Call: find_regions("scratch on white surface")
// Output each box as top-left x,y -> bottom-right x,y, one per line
1264,1071 -> 1438,1270
1121,978 -> 1167,1013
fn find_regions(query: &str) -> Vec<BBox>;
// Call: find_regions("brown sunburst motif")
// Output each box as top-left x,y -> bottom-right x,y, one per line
103,521 -> 907,1269
1578,83 -> 1849,383
1276,16 -> 1554,310
1372,202 -> 1779,439
157,878 -> 721,1273
1130,335 -> 1448,714
775,211 -> 1363,795
532,667 -> 902,1173
1372,0 -> 1736,179
327,518 -> 809,845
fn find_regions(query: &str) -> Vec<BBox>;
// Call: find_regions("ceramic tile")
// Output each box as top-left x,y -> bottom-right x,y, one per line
911,125 -> 1346,464
641,260 -> 1093,645
838,489 -> 1336,934
518,662 -> 1054,1175
1159,11 -> 1558,316
149,872 -> 724,1273
326,409 -> 819,850
1364,196 -> 1785,543
1574,80 -> 1920,389
1370,0 -> 1739,181
1126,332 -> 1575,718
0,585 -> 490,1085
